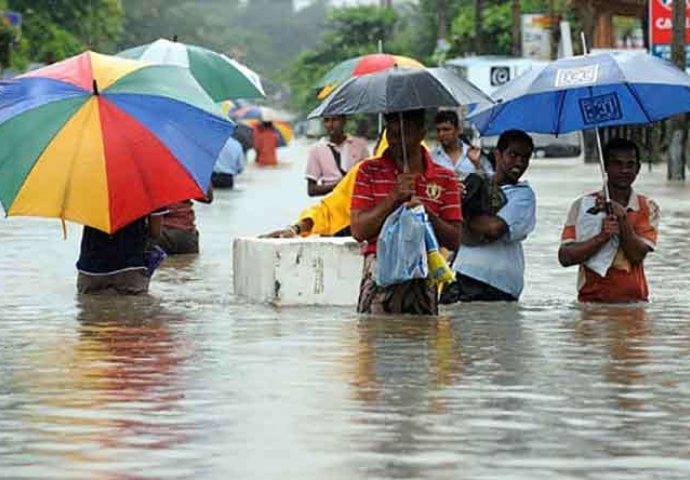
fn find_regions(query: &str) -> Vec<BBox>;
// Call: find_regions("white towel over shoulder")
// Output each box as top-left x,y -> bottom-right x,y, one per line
575,195 -> 619,277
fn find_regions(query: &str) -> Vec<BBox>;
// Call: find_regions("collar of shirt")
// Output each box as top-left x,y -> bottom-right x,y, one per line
322,134 -> 352,148
380,146 -> 440,180
596,188 -> 641,211
432,140 -> 469,166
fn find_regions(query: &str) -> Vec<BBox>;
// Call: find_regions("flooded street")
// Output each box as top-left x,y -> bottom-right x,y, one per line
1,138 -> 689,479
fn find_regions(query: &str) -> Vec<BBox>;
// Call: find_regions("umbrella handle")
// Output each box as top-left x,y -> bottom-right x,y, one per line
594,127 -> 613,214
399,112 -> 409,173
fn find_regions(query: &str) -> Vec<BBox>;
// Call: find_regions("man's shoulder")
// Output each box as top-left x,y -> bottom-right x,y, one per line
429,162 -> 457,181
503,181 -> 537,198
308,139 -> 329,152
346,134 -> 368,146
635,192 -> 661,220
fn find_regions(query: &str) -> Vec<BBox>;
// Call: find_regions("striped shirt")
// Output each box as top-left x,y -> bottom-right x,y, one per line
351,148 -> 462,255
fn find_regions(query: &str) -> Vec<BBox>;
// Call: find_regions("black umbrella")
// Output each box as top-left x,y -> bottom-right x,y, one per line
308,66 -> 493,118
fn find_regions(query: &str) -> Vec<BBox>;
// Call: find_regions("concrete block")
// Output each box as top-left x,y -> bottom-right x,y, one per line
233,237 -> 363,306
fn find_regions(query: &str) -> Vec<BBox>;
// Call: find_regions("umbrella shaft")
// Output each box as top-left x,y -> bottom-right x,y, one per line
594,127 -> 612,207
399,113 -> 409,173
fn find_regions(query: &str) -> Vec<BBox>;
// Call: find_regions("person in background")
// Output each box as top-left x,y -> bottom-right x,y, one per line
211,136 -> 245,189
76,211 -> 167,295
305,115 -> 369,197
558,138 -> 660,303
431,110 -> 491,179
440,129 -> 536,303
158,188 -> 213,255
253,121 -> 279,167
351,109 -> 462,315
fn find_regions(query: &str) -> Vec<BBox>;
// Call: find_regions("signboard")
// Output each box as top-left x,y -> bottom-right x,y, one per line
521,14 -> 552,60
1,11 -> 22,41
649,0 -> 690,65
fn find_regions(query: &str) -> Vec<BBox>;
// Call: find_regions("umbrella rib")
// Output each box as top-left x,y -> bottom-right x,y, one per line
624,82 -> 654,124
554,90 -> 567,136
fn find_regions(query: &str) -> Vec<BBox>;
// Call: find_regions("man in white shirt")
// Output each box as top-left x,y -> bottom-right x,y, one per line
431,110 -> 493,179
305,115 -> 369,197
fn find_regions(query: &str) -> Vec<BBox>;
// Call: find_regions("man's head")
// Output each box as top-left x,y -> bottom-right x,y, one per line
603,138 -> 640,190
435,110 -> 461,149
384,109 -> 426,160
494,129 -> 534,184
323,115 -> 346,140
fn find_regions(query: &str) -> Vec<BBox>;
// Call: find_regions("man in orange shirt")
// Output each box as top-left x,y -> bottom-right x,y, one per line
253,121 -> 279,166
558,138 -> 660,303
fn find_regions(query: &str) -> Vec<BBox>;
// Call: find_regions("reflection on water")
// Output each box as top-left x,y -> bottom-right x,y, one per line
1,142 -> 689,479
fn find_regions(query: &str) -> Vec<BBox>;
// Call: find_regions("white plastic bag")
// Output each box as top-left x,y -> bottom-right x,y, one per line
375,205 -> 428,287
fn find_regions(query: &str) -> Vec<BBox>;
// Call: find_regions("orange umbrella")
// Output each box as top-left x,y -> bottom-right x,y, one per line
315,53 -> 424,99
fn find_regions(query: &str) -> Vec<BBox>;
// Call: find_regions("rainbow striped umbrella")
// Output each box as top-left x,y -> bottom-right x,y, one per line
0,51 -> 235,234
118,38 -> 265,101
315,53 -> 425,99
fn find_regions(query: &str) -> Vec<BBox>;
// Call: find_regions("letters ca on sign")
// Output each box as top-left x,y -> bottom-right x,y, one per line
554,65 -> 599,88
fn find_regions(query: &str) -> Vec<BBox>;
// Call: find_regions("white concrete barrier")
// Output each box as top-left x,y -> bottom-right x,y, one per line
233,237 -> 362,306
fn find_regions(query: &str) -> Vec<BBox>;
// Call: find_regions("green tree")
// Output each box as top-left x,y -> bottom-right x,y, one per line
446,0 -> 575,58
282,6 -> 399,115
7,0 -> 123,65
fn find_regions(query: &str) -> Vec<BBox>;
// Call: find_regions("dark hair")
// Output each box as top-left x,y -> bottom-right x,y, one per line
496,129 -> 534,153
603,137 -> 640,167
434,110 -> 459,128
384,109 -> 426,129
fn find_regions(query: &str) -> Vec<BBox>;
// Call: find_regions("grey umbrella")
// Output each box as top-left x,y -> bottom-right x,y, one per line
308,66 -> 493,118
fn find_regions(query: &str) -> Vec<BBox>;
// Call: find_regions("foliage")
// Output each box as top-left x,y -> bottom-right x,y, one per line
120,0 -> 328,77
282,6 -> 403,115
4,0 -> 123,70
0,20 -> 12,70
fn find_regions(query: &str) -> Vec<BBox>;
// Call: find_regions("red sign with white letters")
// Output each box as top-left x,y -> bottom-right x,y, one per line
650,0 -> 690,45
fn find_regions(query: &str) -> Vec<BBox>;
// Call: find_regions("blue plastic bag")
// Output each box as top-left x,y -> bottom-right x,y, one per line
375,205 -> 428,287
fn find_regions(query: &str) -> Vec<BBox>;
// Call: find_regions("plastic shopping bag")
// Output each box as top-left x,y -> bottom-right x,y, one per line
375,205 -> 428,287
424,219 -> 455,286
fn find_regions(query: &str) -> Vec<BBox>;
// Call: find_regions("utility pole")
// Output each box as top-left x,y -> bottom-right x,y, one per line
437,0 -> 449,41
475,0 -> 484,55
512,0 -> 521,56
669,0 -> 687,180
549,0 -> 559,59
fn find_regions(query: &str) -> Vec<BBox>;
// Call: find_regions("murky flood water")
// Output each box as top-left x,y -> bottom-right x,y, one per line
1,139 -> 689,479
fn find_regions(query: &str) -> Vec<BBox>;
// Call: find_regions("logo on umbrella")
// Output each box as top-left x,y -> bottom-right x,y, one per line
555,65 -> 599,88
579,93 -> 623,125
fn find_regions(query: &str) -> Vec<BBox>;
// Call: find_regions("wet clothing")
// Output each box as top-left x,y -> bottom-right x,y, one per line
357,254 -> 438,315
76,212 -> 166,295
158,227 -> 199,255
452,181 -> 536,300
560,189 -> 660,303
214,136 -> 244,176
159,201 -> 199,255
253,126 -> 279,166
211,172 -> 234,189
351,148 -> 461,314
431,140 -> 494,179
439,273 -> 517,303
305,135 -> 369,184
77,269 -> 150,295
77,219 -> 150,276
298,163 -> 361,236
351,148 -> 462,256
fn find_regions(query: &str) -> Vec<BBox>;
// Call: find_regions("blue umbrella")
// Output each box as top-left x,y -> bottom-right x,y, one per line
469,51 -> 690,136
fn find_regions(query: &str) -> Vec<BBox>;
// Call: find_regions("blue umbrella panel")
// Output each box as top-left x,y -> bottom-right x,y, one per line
469,52 -> 690,136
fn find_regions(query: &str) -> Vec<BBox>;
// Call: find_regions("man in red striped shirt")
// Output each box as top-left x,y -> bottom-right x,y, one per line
351,109 -> 462,315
